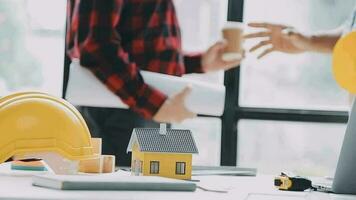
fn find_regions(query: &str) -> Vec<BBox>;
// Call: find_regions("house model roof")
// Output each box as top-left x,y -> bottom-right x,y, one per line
126,127 -> 199,154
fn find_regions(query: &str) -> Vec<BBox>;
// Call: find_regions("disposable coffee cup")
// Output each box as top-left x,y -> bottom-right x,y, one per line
222,22 -> 244,61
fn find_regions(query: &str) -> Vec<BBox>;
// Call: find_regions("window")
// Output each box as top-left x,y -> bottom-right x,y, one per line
238,120 -> 346,176
172,0 -> 228,167
0,0 -> 66,97
174,0 -> 228,54
221,0 -> 353,176
150,161 -> 160,174
176,162 -> 186,175
240,0 -> 354,110
174,0 -> 227,85
172,118 -> 221,166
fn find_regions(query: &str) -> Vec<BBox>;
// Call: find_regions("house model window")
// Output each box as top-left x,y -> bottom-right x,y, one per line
176,162 -> 186,175
150,161 -> 160,174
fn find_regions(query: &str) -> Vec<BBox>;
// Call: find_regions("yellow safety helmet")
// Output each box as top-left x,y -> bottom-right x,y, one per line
333,31 -> 356,94
0,92 -> 95,163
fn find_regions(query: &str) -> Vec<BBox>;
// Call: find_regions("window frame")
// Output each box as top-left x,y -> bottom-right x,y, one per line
220,0 -> 349,166
150,161 -> 160,174
175,162 -> 186,175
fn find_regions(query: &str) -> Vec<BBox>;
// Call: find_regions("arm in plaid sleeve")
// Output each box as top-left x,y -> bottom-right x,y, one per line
77,0 -> 166,119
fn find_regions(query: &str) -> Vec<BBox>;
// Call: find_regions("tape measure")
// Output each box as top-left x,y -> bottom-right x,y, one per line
274,172 -> 313,191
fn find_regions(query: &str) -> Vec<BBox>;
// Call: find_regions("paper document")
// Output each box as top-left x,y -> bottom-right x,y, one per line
246,193 -> 307,200
66,60 -> 225,116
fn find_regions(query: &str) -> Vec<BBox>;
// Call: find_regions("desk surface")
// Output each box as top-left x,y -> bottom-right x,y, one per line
0,174 -> 355,200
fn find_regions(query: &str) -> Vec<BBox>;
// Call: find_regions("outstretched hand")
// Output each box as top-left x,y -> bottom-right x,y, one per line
244,22 -> 311,58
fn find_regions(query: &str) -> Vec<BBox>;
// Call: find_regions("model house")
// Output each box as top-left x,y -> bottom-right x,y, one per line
126,124 -> 199,180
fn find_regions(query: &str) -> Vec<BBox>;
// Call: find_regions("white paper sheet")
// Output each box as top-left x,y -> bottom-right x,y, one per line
246,193 -> 307,200
66,60 -> 225,116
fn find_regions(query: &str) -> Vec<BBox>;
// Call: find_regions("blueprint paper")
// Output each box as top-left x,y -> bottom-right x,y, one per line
66,61 -> 225,116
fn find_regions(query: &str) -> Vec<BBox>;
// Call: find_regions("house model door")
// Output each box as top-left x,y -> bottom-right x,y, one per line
133,160 -> 142,176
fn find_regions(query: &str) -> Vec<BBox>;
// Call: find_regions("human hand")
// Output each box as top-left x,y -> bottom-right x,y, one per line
244,22 -> 312,58
202,41 -> 244,72
153,87 -> 196,123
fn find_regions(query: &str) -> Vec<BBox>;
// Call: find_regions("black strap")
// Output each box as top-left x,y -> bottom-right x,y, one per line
62,53 -> 71,99
62,0 -> 75,99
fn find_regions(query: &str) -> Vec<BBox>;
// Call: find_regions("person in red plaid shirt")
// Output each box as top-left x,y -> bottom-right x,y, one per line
66,0 -> 242,166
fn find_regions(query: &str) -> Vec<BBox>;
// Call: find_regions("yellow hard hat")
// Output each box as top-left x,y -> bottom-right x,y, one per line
333,31 -> 356,94
0,92 -> 95,163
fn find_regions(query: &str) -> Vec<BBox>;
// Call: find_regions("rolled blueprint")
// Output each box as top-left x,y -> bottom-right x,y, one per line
66,60 -> 225,116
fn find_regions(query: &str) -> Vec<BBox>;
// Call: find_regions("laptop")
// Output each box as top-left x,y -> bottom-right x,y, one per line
312,100 -> 356,194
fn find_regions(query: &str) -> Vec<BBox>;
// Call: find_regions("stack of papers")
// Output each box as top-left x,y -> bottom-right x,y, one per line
192,166 -> 257,176
32,173 -> 196,191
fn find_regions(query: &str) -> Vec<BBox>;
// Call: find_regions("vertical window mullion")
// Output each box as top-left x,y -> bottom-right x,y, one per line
221,0 -> 244,167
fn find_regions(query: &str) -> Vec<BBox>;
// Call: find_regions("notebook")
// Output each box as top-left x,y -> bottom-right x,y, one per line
32,174 -> 196,191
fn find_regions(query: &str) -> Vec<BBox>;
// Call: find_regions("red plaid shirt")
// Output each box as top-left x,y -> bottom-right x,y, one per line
66,0 -> 203,119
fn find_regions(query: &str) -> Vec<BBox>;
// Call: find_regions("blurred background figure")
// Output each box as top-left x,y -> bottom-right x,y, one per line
244,5 -> 356,104
238,0 -> 355,177
244,6 -> 355,58
66,0 -> 242,167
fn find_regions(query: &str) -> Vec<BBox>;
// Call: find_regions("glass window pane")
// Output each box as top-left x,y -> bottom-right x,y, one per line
240,0 -> 355,110
176,163 -> 180,174
150,161 -> 159,174
0,0 -> 66,97
238,120 -> 347,177
176,162 -> 186,175
174,0 -> 228,85
173,117 -> 221,166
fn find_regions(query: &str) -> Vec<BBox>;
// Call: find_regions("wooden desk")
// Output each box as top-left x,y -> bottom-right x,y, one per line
0,174 -> 355,200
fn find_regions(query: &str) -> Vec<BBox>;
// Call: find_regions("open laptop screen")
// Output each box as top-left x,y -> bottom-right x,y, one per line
332,99 -> 356,194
